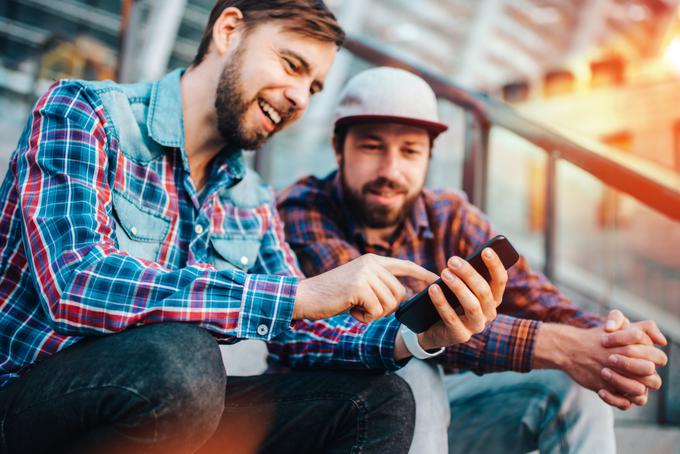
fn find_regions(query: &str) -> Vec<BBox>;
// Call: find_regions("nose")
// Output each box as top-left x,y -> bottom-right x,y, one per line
377,148 -> 401,179
283,83 -> 310,114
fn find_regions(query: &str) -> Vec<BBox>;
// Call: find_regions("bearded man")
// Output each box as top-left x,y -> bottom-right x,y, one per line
276,67 -> 669,454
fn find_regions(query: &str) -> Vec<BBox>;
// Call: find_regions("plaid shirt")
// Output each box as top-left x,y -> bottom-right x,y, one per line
0,73 -> 307,386
276,170 -> 604,374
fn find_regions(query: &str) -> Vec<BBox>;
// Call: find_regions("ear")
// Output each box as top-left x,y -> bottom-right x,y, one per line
332,134 -> 342,167
211,7 -> 245,57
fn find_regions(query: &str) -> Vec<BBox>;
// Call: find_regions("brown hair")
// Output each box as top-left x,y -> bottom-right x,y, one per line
192,0 -> 345,66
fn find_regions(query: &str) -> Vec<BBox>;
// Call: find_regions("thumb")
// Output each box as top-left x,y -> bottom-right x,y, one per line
605,309 -> 627,332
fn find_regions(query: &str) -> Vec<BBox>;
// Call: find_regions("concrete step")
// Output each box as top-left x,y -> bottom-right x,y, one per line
615,423 -> 680,454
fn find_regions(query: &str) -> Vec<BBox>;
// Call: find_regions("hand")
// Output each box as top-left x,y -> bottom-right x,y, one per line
597,311 -> 668,409
418,248 -> 507,350
533,323 -> 668,411
294,254 -> 437,323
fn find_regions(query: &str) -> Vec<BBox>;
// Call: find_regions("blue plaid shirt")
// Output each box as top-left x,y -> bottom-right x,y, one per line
0,70 -> 306,386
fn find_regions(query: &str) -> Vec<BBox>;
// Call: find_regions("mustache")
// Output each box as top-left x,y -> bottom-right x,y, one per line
362,177 -> 408,195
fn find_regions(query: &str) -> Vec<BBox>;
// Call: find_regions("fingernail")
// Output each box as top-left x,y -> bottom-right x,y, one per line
442,269 -> 454,281
450,257 -> 462,268
602,368 -> 612,379
606,320 -> 616,330
609,354 -> 619,365
598,390 -> 607,399
483,248 -> 493,258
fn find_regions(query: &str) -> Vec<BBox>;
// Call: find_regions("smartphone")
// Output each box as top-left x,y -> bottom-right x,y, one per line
395,235 -> 520,333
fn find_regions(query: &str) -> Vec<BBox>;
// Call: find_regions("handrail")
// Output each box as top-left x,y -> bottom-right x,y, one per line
344,36 -> 680,222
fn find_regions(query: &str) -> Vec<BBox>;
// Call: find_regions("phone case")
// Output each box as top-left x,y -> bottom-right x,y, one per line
395,235 -> 520,333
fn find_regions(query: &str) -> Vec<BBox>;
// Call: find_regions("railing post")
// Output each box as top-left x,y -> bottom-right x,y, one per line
544,150 -> 559,280
462,111 -> 490,211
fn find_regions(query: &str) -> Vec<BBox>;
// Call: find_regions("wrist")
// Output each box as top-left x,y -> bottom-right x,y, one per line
417,331 -> 437,351
532,323 -> 574,370
292,279 -> 308,320
400,325 -> 445,360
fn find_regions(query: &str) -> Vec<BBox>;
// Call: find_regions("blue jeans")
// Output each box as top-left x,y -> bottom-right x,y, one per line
445,370 -> 616,454
0,323 -> 415,453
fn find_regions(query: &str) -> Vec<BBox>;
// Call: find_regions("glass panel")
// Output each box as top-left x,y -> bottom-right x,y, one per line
425,100 -> 466,191
485,126 -> 550,271
485,125 -> 680,337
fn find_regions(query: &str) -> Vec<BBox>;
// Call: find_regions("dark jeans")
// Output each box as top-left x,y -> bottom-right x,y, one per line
0,323 -> 414,454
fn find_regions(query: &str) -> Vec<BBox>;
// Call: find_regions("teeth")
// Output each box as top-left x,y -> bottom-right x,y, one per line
259,99 -> 281,125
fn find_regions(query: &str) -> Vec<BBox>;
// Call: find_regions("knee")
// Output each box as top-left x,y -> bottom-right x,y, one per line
361,373 -> 416,438
396,360 -> 449,452
127,323 -> 226,430
396,359 -> 450,426
532,370 -> 613,428
563,378 -> 614,427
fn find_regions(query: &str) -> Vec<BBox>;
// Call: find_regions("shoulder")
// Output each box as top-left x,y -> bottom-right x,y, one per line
34,80 -> 105,123
422,187 -> 492,230
423,187 -> 471,213
277,172 -> 335,210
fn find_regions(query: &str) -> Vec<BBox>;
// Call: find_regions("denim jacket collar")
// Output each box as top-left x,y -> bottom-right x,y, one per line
146,68 -> 246,183
147,68 -> 185,149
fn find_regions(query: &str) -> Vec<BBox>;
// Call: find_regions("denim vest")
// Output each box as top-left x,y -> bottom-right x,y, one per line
75,69 -> 272,273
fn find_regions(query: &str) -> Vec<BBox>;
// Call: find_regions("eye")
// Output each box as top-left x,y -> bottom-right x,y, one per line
283,57 -> 298,72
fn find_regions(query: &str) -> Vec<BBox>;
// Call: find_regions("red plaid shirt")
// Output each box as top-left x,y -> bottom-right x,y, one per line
277,170 -> 603,374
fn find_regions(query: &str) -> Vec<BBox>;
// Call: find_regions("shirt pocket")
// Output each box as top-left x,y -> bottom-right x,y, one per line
210,235 -> 261,272
111,190 -> 171,263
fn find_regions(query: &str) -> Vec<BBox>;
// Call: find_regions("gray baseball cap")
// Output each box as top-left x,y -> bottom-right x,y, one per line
334,66 -> 448,137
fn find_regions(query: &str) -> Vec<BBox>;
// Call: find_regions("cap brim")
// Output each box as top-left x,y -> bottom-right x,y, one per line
335,115 -> 449,136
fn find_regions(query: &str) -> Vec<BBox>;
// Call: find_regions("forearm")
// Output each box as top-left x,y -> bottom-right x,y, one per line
268,314 -> 404,371
413,315 -> 540,374
531,322 -> 574,370
45,248 -> 297,339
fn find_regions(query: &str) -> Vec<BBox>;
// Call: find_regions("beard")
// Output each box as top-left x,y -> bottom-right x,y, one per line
340,159 -> 422,229
214,48 -> 277,151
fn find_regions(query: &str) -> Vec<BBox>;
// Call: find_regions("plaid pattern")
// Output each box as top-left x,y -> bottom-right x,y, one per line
276,171 -> 603,374
0,76 -> 302,386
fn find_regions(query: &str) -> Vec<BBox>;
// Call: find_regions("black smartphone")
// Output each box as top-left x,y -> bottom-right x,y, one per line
395,235 -> 520,333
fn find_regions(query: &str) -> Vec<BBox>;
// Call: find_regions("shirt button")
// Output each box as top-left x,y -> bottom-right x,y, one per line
130,226 -> 138,236
194,224 -> 204,235
257,324 -> 269,336
240,256 -> 249,266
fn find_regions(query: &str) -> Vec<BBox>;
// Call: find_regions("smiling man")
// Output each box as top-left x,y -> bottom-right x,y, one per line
0,3 -> 460,453
276,67 -> 669,454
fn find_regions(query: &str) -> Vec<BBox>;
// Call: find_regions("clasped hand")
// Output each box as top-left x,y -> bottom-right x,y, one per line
596,310 -> 668,410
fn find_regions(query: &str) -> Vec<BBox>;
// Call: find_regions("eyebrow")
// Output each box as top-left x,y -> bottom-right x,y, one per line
356,133 -> 384,141
281,49 -> 324,93
357,134 -> 426,146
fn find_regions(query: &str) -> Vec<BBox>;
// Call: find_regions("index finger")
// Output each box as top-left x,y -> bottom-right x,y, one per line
602,327 -> 650,348
378,257 -> 438,283
480,248 -> 507,305
637,320 -> 668,346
